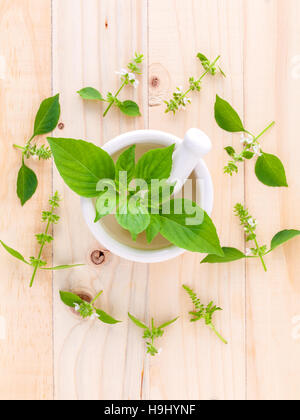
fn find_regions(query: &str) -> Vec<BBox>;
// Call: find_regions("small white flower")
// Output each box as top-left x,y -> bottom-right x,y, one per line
90,312 -> 98,321
176,86 -> 183,93
115,68 -> 128,77
252,144 -> 262,157
245,248 -> 252,257
133,79 -> 139,89
74,303 -> 80,312
128,72 -> 136,81
183,97 -> 191,105
241,134 -> 254,145
32,155 -> 39,161
248,218 -> 257,228
157,348 -> 163,355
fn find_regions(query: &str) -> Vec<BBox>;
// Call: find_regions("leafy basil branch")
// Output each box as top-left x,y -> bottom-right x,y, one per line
128,313 -> 179,356
183,285 -> 227,344
201,203 -> 300,272
215,95 -> 288,187
0,192 -> 83,287
78,53 -> 143,118
13,95 -> 61,205
47,137 -> 224,257
60,291 -> 121,325
165,53 -> 225,114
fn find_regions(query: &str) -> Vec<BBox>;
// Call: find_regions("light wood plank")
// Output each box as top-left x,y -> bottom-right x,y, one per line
244,0 -> 300,400
0,0 -> 53,400
52,0 -> 149,400
148,0 -> 246,400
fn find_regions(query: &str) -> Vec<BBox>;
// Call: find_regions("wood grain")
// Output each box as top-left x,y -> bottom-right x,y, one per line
52,0 -> 149,400
0,0 -> 52,400
148,0 -> 246,400
244,0 -> 300,400
1,0 -> 300,401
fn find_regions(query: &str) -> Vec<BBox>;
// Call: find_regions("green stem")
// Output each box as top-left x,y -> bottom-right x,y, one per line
255,121 -> 275,141
27,134 -> 36,146
103,80 -> 127,117
210,323 -> 228,345
29,204 -> 54,288
253,237 -> 267,272
182,55 -> 221,100
13,144 -> 24,151
91,290 -> 103,306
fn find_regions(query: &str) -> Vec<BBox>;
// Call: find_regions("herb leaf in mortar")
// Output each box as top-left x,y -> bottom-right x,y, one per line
47,138 -> 223,255
159,199 -> 223,255
135,144 -> 175,184
47,138 -> 115,197
215,95 -> 287,187
115,145 -> 136,188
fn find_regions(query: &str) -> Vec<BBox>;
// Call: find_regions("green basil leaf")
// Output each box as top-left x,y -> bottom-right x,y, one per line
146,215 -> 161,243
34,94 -> 61,136
116,198 -> 150,241
158,199 -> 223,256
243,151 -> 254,160
215,95 -> 245,133
96,309 -> 121,325
119,100 -> 141,117
77,87 -> 103,101
128,313 -> 148,329
115,145 -> 136,188
148,179 -> 176,210
135,144 -> 175,184
224,146 -> 236,157
59,291 -> 84,308
41,264 -> 84,271
95,190 -> 118,221
47,137 -> 115,197
201,247 -> 245,264
94,211 -> 102,223
197,52 -> 209,65
17,163 -> 38,206
255,153 -> 288,187
0,240 -> 30,265
158,317 -> 179,329
270,230 -> 300,251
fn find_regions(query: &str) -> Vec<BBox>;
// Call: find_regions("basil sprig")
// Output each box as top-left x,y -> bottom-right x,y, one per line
128,313 -> 179,356
0,192 -> 83,287
78,53 -> 143,118
14,95 -> 61,205
60,290 -> 121,325
47,137 -> 224,256
201,203 -> 300,272
215,95 -> 288,188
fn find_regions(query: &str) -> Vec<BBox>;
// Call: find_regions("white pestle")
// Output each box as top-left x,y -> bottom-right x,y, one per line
168,128 -> 212,195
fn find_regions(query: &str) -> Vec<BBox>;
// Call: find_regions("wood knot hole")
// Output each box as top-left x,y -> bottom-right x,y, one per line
151,76 -> 160,88
77,293 -> 92,303
70,291 -> 92,316
91,250 -> 106,265
58,123 -> 65,130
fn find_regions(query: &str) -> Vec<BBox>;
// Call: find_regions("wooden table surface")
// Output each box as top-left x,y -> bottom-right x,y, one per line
1,0 -> 300,401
